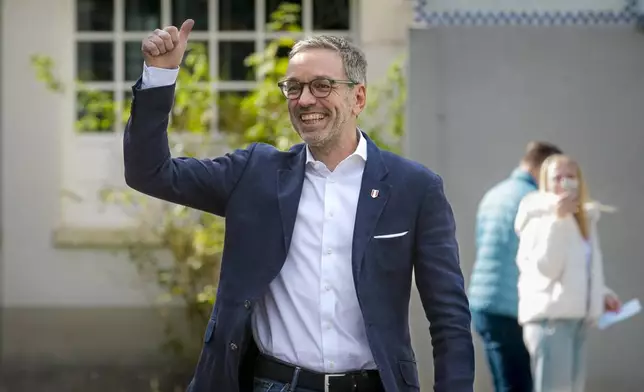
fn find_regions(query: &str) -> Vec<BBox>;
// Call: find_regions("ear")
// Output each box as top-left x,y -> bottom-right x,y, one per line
352,84 -> 367,116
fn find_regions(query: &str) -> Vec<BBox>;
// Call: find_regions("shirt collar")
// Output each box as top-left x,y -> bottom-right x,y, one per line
305,130 -> 368,164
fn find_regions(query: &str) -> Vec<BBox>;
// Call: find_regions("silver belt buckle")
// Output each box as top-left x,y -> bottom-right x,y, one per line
324,373 -> 346,392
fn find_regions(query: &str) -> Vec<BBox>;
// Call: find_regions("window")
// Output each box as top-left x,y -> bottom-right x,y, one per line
74,0 -> 357,135
63,0 -> 356,235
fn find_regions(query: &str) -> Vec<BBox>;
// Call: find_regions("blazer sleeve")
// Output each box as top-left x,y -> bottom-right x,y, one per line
413,176 -> 475,392
123,81 -> 253,217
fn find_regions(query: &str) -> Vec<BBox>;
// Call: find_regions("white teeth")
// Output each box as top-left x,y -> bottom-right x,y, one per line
300,113 -> 326,121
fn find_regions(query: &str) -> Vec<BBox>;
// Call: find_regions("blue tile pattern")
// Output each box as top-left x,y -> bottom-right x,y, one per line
413,0 -> 641,26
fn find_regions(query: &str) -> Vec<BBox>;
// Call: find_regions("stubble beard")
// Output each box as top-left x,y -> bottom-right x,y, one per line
292,113 -> 345,151
291,95 -> 353,153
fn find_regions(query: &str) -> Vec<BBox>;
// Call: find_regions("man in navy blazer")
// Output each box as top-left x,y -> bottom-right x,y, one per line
125,19 -> 474,392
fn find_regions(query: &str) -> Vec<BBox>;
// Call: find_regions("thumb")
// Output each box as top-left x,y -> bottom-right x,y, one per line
179,19 -> 195,44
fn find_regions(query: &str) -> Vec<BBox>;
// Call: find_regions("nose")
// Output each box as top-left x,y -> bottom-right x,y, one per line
297,85 -> 317,106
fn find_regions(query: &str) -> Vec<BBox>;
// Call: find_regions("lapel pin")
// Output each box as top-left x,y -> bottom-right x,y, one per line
370,189 -> 379,198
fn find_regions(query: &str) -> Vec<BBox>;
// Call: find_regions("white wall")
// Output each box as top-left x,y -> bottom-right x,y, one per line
407,25 -> 644,392
0,0 -> 150,308
407,2 -> 644,389
359,0 -> 411,84
418,0 -> 626,12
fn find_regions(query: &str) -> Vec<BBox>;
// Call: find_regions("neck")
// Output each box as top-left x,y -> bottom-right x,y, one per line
309,128 -> 359,171
519,163 -> 538,182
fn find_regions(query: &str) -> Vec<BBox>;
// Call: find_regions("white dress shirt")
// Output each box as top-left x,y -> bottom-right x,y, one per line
140,63 -> 376,373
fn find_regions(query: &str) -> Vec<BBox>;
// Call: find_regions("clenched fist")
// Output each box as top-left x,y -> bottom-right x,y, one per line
142,19 -> 194,69
555,192 -> 579,218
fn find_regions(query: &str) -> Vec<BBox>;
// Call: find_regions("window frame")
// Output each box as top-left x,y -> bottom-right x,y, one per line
59,0 -> 358,245
73,0 -> 359,141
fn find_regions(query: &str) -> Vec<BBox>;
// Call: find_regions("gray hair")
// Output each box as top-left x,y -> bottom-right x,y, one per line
289,35 -> 368,85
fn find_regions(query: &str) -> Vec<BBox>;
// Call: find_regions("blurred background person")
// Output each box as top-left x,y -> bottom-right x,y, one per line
514,154 -> 621,392
468,141 -> 562,392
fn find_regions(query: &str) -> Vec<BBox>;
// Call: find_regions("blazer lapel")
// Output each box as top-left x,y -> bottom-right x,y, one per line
352,135 -> 391,281
277,145 -> 307,254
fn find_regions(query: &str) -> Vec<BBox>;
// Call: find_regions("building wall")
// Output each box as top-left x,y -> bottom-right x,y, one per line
0,0 -> 412,381
360,0 -> 411,84
0,0 -> 4,363
0,0 -> 159,353
406,5 -> 644,391
414,0 -> 626,13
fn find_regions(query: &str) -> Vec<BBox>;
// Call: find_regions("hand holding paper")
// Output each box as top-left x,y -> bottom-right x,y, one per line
597,298 -> 641,330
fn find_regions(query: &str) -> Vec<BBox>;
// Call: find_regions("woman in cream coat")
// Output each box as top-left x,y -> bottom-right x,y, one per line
514,154 -> 621,392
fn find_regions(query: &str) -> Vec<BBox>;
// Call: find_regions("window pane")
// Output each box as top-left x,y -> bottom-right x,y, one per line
313,0 -> 350,30
172,0 -> 209,31
218,42 -> 255,81
124,42 -> 144,82
77,42 -> 113,82
265,40 -> 292,59
125,0 -> 161,31
266,0 -> 302,31
217,91 -> 251,133
182,41 -> 210,82
76,90 -> 115,133
77,0 -> 114,31
218,0 -> 255,31
170,88 -> 214,133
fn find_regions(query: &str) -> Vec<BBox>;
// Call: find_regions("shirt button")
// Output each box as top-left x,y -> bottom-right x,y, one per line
328,211 -> 334,217
230,342 -> 238,351
324,284 -> 330,291
244,300 -> 251,309
326,248 -> 332,255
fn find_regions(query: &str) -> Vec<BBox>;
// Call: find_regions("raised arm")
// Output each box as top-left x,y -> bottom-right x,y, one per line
515,194 -> 571,279
123,19 -> 252,216
413,175 -> 475,392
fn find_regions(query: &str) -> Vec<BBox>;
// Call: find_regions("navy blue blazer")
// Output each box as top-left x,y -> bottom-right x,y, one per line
123,81 -> 475,392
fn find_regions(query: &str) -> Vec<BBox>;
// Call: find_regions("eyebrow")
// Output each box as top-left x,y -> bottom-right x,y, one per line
283,75 -> 339,82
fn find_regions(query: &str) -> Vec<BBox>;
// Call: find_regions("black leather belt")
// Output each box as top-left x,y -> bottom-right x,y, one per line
254,354 -> 384,392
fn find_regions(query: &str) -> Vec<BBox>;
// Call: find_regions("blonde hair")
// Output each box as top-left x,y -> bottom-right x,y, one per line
539,154 -> 590,239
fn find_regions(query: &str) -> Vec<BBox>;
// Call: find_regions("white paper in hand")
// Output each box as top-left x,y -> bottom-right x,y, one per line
597,298 -> 642,330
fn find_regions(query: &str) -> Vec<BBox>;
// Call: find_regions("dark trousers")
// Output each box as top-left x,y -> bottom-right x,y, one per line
471,310 -> 533,392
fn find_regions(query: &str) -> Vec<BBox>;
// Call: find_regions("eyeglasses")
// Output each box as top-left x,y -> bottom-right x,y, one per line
277,78 -> 356,100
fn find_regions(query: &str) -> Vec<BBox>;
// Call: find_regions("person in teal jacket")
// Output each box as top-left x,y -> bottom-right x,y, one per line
468,141 -> 562,392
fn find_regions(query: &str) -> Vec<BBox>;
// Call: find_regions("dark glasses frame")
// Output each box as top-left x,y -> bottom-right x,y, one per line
276,77 -> 357,99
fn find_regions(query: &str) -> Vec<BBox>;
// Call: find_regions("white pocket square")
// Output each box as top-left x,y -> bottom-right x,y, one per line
373,231 -> 409,239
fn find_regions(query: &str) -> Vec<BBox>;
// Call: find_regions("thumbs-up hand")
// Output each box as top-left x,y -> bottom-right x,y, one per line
141,19 -> 194,69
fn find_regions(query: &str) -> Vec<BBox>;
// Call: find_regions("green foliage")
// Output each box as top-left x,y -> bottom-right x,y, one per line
217,4 -> 303,150
31,55 -> 64,93
31,54 -> 119,133
218,2 -> 407,153
171,41 -> 213,134
360,56 -> 407,153
30,1 -> 406,378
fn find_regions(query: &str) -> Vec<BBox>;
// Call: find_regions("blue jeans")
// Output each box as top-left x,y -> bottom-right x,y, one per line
523,319 -> 588,392
471,311 -> 533,392
253,377 -> 319,392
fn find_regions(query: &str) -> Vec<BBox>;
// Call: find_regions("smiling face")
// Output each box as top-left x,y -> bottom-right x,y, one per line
284,48 -> 366,148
